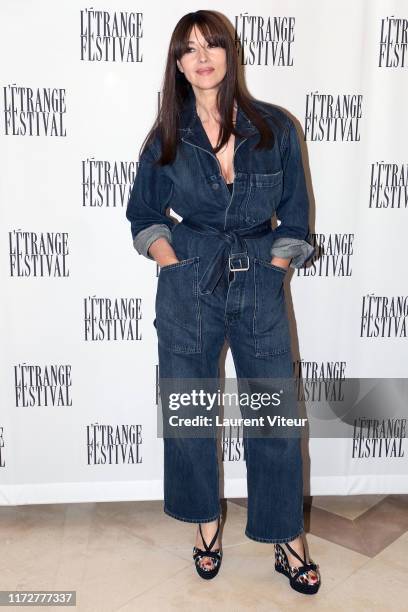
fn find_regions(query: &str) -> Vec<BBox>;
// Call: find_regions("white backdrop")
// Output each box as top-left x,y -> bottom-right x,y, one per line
1,0 -> 407,505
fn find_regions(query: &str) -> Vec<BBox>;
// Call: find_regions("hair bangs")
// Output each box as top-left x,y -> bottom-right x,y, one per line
174,15 -> 228,59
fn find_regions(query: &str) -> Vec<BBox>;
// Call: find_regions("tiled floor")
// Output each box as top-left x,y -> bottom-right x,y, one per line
1,495 -> 407,611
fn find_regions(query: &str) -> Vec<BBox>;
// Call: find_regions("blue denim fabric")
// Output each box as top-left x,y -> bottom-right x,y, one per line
156,260 -> 304,543
125,90 -> 310,542
126,89 -> 316,265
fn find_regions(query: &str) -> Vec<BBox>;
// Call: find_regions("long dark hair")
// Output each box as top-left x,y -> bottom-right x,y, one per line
140,10 -> 277,165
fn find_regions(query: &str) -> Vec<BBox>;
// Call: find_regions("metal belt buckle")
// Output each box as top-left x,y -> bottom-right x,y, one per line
229,254 -> 249,272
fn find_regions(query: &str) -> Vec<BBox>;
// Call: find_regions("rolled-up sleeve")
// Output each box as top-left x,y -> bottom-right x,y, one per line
126,142 -> 174,260
271,117 -> 316,268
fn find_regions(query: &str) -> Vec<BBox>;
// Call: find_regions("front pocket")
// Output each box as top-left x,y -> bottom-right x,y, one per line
252,258 -> 291,357
160,258 -> 192,271
269,262 -> 288,274
155,257 -> 202,353
242,170 -> 283,224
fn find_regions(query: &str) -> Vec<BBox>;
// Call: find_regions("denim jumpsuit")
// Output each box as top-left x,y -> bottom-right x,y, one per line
126,89 -> 315,543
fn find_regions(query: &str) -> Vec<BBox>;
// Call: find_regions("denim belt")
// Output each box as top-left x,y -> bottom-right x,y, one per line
180,218 -> 272,294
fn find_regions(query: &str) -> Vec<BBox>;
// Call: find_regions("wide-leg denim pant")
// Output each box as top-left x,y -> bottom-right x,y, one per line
155,242 -> 305,544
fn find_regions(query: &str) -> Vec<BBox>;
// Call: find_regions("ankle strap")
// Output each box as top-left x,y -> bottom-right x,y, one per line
199,516 -> 220,552
284,541 -> 306,566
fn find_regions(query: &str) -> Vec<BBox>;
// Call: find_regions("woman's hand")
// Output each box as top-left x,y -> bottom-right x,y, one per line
270,256 -> 291,271
148,236 -> 179,267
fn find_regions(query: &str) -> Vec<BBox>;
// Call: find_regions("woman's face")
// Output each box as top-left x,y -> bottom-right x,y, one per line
176,25 -> 227,94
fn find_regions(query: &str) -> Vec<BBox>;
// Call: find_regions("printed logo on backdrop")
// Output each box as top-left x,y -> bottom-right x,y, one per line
14,364 -> 72,407
87,423 -> 142,464
2,85 -> 66,136
80,9 -> 143,62
0,427 -> 5,467
222,424 -> 246,461
294,360 -> 347,402
82,158 -> 137,207
379,17 -> 408,68
360,295 -> 408,337
305,93 -> 363,141
352,418 -> 406,458
9,231 -> 69,277
297,233 -> 354,277
369,162 -> 408,208
234,13 -> 295,65
84,296 -> 142,340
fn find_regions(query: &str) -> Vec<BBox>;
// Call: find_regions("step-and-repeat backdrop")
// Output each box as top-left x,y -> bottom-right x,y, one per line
1,1 -> 407,505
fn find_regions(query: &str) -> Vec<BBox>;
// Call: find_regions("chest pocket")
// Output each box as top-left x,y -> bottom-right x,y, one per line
241,170 -> 283,224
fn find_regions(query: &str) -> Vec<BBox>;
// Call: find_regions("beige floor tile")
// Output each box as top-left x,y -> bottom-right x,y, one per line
315,556 -> 408,612
0,502 -> 190,612
373,529 -> 408,571
116,532 -> 370,612
231,533 -> 370,608
0,504 -> 69,590
57,540 -> 189,612
310,494 -> 386,520
1,497 -> 406,612
93,499 -> 248,562
115,551 -> 285,612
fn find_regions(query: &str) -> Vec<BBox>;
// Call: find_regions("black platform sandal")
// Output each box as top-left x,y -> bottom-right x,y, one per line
274,540 -> 321,594
192,517 -> 223,580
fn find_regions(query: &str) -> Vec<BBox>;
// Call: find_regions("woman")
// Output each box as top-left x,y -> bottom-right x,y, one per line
126,10 -> 320,594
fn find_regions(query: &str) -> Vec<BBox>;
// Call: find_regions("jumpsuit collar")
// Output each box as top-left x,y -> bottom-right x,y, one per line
177,87 -> 260,155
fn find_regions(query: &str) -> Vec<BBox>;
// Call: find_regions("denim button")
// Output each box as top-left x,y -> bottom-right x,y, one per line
212,183 -> 219,190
